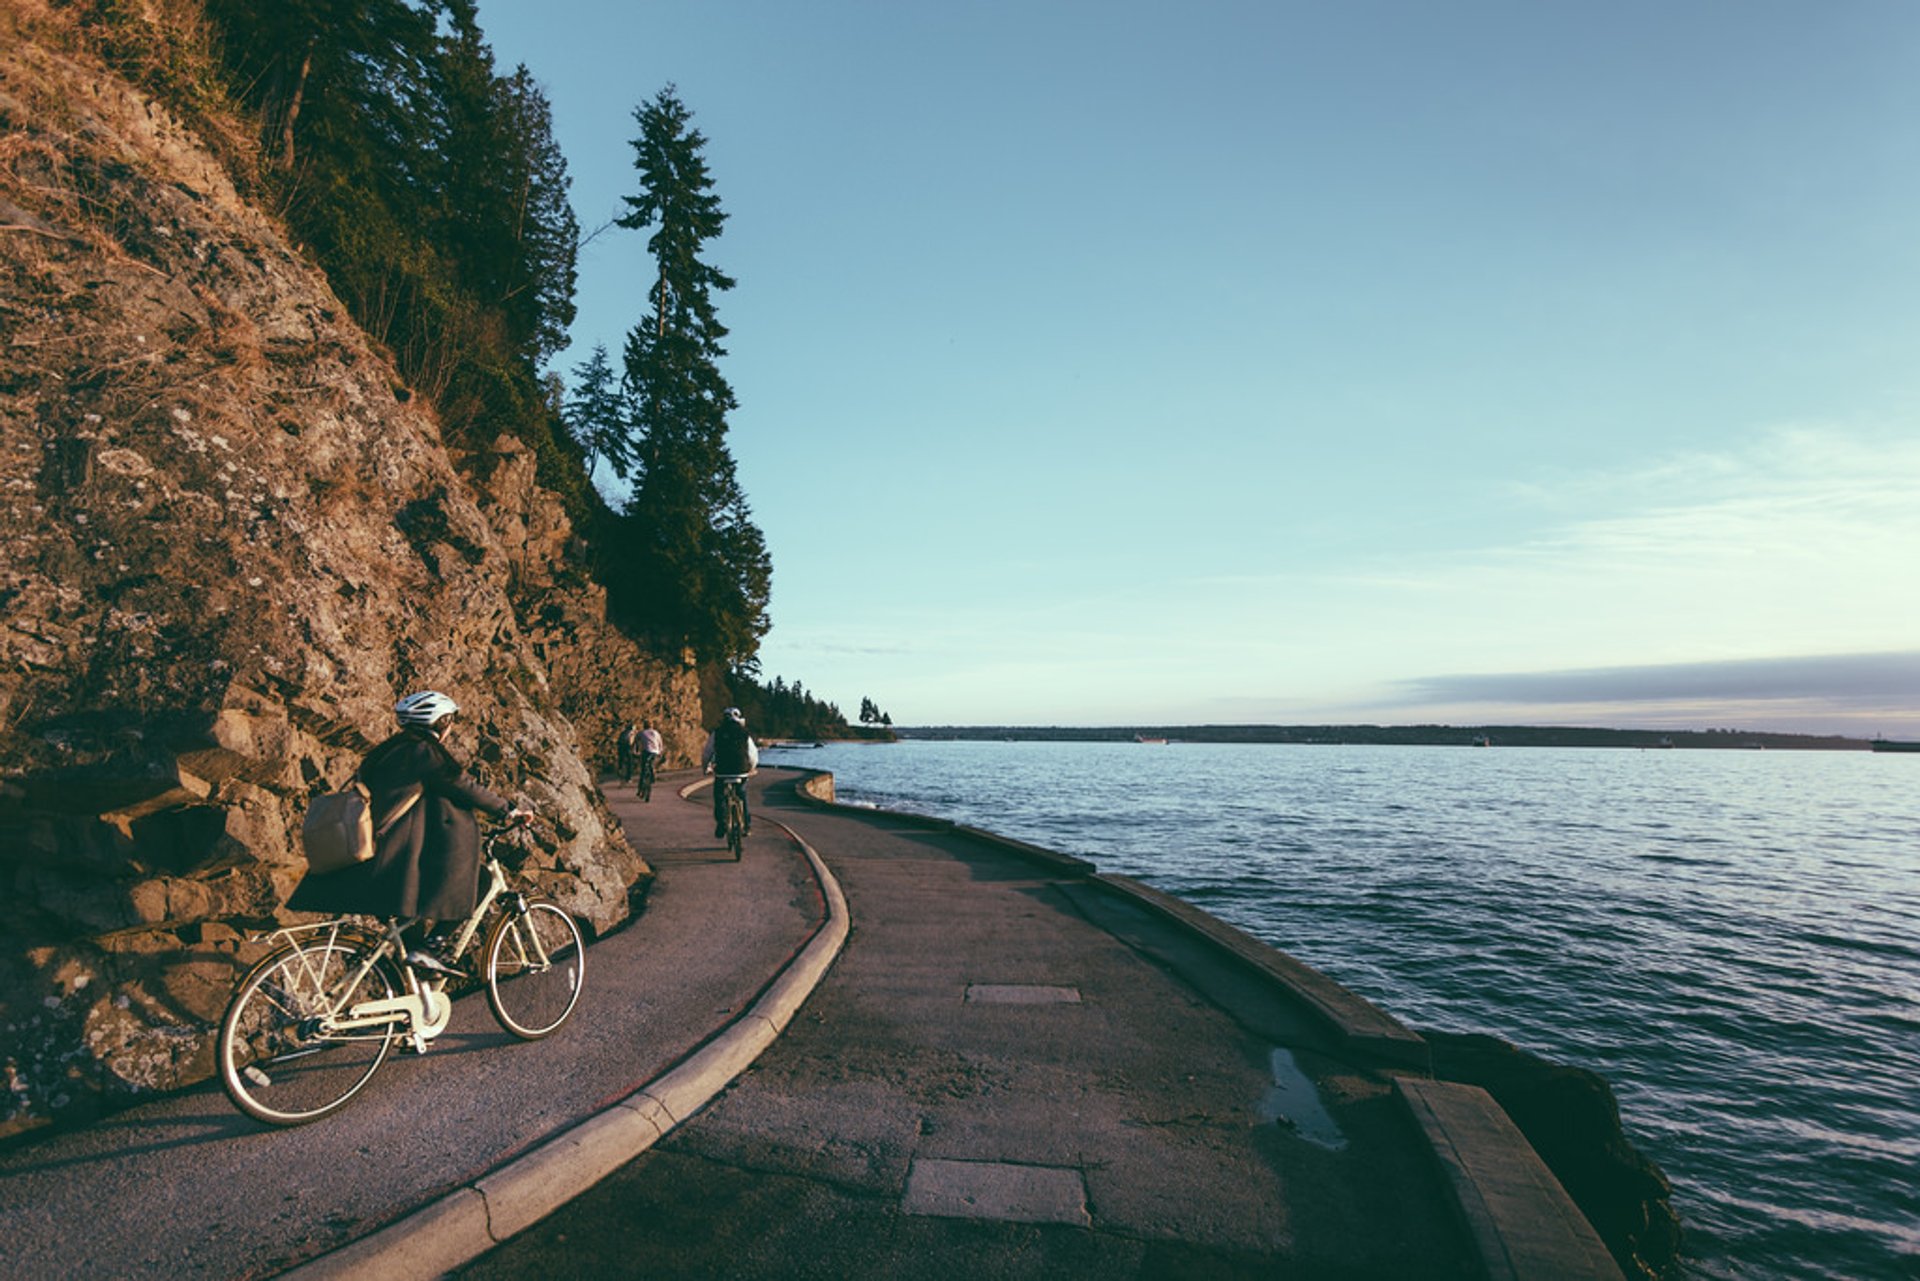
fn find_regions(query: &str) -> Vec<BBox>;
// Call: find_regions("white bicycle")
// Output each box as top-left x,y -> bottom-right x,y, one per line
216,823 -> 586,1126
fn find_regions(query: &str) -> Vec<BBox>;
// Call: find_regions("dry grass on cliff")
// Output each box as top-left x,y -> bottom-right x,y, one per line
1,0 -> 258,191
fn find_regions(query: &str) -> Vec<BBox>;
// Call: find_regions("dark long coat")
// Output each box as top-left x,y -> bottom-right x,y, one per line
287,728 -> 510,920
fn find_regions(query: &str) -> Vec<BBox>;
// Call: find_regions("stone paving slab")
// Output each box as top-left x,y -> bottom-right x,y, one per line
903,1157 -> 1092,1226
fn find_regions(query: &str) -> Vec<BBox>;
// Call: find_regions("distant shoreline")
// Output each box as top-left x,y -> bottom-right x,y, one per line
893,724 -> 1875,750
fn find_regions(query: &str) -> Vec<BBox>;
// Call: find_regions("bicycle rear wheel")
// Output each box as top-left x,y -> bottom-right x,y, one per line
637,760 -> 653,802
484,901 -> 585,1038
726,784 -> 745,858
218,937 -> 400,1125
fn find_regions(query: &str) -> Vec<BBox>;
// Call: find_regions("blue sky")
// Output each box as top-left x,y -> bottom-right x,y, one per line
480,1 -> 1920,734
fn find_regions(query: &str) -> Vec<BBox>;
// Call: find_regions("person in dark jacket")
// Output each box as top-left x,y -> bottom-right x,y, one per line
615,722 -> 636,781
288,691 -> 530,943
700,707 -> 759,839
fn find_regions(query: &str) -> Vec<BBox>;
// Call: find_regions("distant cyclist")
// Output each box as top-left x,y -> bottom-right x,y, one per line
615,721 -> 637,781
288,690 -> 531,969
700,707 -> 758,839
636,724 -> 664,795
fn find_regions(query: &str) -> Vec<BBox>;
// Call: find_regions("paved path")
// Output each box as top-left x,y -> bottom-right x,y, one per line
3,767 -> 1620,1280
456,772 -> 1480,1279
0,770 -> 819,1280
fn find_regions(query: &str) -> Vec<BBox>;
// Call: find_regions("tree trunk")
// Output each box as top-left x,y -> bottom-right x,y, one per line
279,40 -> 315,170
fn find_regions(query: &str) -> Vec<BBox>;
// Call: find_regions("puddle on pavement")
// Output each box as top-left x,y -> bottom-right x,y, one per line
1259,1047 -> 1348,1150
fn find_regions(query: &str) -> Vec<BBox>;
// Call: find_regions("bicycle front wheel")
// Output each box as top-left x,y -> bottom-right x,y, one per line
484,901 -> 585,1038
218,937 -> 400,1125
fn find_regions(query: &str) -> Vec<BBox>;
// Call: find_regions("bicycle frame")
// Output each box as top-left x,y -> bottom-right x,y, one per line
253,837 -> 530,1051
714,774 -> 749,855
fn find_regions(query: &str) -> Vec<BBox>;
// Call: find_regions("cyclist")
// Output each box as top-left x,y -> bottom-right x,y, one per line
700,707 -> 758,839
615,722 -> 636,781
636,724 -> 664,795
288,690 -> 531,972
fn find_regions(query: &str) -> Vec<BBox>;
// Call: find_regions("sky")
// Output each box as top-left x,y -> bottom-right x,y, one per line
478,1 -> 1920,735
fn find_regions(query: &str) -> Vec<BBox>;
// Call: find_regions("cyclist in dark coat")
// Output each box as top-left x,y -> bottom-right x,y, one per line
701,707 -> 759,839
289,691 -> 528,921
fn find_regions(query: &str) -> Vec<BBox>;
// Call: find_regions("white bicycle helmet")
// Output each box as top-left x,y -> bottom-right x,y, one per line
724,707 -> 745,724
395,689 -> 459,728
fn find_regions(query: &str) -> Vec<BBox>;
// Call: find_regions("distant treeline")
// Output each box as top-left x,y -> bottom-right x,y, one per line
900,725 -> 1872,750
718,673 -> 891,743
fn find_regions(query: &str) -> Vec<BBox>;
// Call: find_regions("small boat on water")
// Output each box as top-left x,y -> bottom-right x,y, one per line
1134,734 -> 1169,744
1869,739 -> 1920,753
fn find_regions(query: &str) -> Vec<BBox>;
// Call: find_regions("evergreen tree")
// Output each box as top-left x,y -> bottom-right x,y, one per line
612,86 -> 770,665
204,0 -> 439,173
562,345 -> 630,480
204,0 -> 581,475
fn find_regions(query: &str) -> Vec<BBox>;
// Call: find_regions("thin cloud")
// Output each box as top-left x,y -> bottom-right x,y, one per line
1398,651 -> 1920,710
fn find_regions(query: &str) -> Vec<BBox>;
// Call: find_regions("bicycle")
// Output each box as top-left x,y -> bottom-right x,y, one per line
715,773 -> 748,859
216,822 -> 587,1126
635,751 -> 657,803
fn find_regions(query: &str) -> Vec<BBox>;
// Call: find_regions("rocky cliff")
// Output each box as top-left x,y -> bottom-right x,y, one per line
0,4 -> 691,1137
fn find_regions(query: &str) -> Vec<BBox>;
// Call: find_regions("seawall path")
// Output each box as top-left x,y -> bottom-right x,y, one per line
0,769 -> 822,1278
0,767 -> 1619,1279
458,769 -> 1620,1280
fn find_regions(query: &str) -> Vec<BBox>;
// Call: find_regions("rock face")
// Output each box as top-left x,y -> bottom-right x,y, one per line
0,9 -> 685,1137
1426,1030 -> 1684,1281
470,439 -> 707,771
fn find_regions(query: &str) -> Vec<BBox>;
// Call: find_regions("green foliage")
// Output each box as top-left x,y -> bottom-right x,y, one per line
199,0 -> 579,476
728,672 -> 851,741
601,86 -> 771,668
84,5 -> 783,678
562,345 -> 630,481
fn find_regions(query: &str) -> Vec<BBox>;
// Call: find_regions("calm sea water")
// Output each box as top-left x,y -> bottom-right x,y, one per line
766,739 -> 1920,1281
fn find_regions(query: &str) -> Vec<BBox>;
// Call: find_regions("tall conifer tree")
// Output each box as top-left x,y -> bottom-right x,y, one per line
615,87 -> 770,665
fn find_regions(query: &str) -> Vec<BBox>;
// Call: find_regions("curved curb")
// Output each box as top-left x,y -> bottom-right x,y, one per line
279,819 -> 849,1281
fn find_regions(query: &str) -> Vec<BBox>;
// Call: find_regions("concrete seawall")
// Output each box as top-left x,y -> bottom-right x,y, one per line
788,765 -> 1628,1281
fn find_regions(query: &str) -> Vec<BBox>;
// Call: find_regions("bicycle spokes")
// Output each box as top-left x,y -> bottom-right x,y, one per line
484,902 -> 585,1039
218,939 -> 400,1125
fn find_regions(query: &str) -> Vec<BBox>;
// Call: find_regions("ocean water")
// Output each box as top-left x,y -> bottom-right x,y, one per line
765,738 -> 1920,1281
